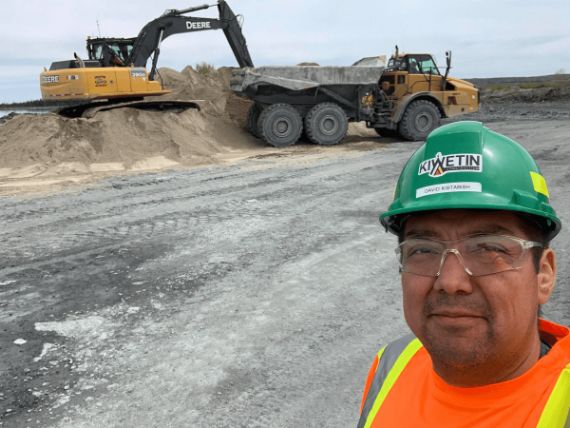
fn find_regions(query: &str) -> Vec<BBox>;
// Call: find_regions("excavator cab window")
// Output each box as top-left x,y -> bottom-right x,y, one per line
86,39 -> 135,66
92,43 -> 132,63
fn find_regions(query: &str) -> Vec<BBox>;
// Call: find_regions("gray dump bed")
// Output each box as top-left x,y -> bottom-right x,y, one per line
231,66 -> 385,93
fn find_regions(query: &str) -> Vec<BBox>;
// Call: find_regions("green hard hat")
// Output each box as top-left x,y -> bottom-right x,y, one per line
380,121 -> 561,240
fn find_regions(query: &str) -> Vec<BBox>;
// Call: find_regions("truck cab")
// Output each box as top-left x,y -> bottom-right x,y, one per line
381,53 -> 441,97
379,52 -> 479,121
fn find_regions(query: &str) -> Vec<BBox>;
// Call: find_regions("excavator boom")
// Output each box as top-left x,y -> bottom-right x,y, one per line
129,0 -> 253,79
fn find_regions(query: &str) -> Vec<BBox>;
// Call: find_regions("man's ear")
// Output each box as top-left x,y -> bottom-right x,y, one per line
537,248 -> 556,305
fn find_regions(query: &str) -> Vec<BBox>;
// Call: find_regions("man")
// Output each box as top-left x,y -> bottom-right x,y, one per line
358,121 -> 570,427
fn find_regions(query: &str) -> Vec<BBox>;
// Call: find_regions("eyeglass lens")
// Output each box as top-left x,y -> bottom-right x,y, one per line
397,235 -> 537,277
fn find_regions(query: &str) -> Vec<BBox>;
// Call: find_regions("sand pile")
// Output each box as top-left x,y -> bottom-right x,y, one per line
0,107 -> 261,175
159,66 -> 252,122
2,69 -> 567,188
0,65 -> 380,193
0,66 -> 260,183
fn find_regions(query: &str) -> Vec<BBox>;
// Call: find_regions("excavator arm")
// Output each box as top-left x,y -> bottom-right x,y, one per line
128,0 -> 254,80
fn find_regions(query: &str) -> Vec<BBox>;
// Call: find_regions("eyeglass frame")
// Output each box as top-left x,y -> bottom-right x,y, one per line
395,234 -> 544,278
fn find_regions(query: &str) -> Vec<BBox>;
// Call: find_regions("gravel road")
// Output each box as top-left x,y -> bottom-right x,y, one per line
1,119 -> 569,427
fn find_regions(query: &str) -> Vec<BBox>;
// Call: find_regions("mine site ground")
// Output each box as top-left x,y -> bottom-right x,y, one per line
0,71 -> 569,427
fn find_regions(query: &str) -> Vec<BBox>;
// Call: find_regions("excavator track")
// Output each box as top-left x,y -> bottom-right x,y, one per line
57,100 -> 201,118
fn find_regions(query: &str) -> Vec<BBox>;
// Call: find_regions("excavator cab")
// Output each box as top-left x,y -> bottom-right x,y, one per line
86,38 -> 136,67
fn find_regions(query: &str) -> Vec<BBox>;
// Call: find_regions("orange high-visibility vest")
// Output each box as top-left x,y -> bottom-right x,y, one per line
358,319 -> 570,428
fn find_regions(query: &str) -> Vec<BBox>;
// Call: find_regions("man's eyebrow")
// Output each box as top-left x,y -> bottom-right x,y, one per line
405,225 -> 518,239
466,225 -> 517,235
404,229 -> 441,239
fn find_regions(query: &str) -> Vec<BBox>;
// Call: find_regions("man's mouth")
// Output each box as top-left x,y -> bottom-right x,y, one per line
427,310 -> 488,329
430,310 -> 484,318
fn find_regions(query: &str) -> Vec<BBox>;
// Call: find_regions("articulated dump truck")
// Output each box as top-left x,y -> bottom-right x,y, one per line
231,49 -> 480,147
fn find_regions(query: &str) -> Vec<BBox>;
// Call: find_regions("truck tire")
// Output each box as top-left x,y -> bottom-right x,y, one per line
257,103 -> 303,147
305,103 -> 348,145
374,128 -> 400,138
398,100 -> 441,141
247,103 -> 261,138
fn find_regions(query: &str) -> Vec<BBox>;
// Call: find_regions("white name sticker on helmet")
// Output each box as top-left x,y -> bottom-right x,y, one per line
416,182 -> 482,199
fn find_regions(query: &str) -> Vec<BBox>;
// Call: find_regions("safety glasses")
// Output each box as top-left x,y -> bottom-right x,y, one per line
396,234 -> 543,277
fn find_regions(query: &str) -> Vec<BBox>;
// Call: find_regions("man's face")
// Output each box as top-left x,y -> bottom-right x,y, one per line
401,210 -> 555,384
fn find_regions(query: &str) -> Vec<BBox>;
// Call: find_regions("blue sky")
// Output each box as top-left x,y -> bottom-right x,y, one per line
1,0 -> 569,103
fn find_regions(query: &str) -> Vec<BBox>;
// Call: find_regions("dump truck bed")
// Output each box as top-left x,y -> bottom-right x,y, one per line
231,66 -> 385,94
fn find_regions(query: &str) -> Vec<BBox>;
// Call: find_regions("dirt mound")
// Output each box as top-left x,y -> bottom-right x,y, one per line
0,64 -> 384,193
158,66 -> 252,123
0,66 -> 261,185
0,108 -> 258,170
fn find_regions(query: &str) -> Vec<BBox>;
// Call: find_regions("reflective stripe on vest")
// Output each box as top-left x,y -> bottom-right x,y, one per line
359,341 -> 570,428
537,362 -> 570,428
357,334 -> 422,428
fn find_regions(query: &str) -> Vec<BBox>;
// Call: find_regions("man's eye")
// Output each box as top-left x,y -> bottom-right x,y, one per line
473,244 -> 509,254
408,246 -> 438,256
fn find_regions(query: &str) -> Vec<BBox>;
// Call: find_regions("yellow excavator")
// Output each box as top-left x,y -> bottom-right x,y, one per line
40,0 -> 253,117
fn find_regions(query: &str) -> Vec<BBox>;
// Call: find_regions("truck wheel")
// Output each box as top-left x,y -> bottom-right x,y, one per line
257,103 -> 302,147
305,103 -> 348,145
247,103 -> 261,138
398,100 -> 441,141
374,128 -> 400,138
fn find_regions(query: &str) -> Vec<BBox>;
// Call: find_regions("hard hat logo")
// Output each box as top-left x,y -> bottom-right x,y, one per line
418,152 -> 483,178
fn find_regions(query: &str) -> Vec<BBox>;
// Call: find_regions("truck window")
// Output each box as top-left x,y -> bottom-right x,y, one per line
408,58 -> 420,74
416,57 -> 440,75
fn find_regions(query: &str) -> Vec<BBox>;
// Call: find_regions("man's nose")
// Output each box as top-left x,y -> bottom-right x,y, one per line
433,250 -> 474,294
